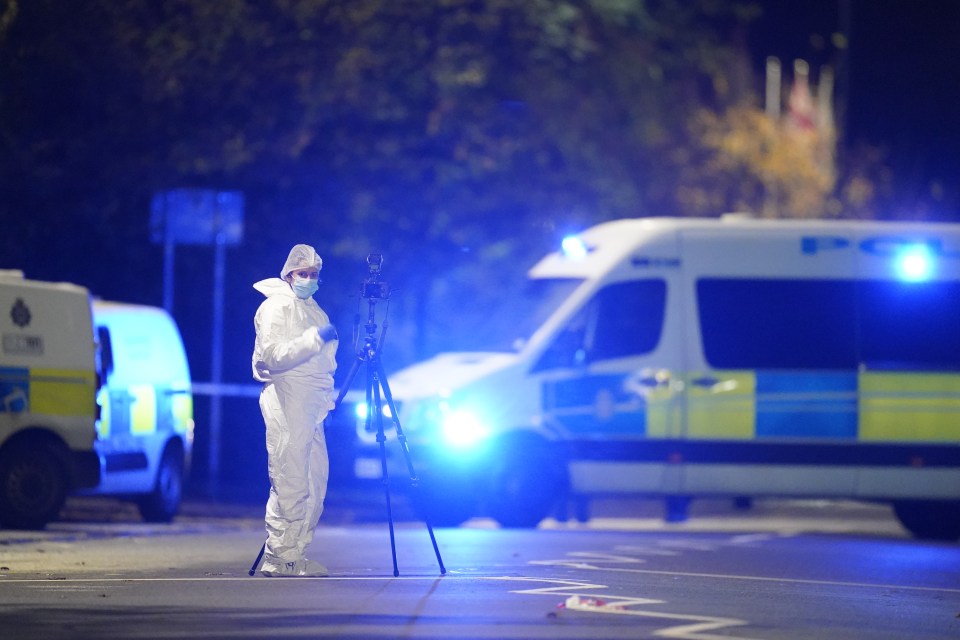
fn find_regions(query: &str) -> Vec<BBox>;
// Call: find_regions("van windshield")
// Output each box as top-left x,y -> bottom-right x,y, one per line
474,277 -> 583,352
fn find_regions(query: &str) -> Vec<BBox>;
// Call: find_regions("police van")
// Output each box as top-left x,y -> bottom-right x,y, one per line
361,217 -> 960,540
86,300 -> 194,522
0,271 -> 101,528
0,272 -> 193,528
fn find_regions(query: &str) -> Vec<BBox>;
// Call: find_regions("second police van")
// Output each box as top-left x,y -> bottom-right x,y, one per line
355,216 -> 960,540
87,300 -> 194,522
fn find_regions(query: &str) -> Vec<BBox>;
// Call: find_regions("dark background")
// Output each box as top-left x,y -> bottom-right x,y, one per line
750,1 -> 959,217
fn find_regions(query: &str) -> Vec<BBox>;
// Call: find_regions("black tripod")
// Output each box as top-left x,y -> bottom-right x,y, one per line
332,294 -> 446,577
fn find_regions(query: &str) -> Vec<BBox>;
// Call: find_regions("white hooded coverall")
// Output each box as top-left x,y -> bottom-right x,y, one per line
252,249 -> 338,573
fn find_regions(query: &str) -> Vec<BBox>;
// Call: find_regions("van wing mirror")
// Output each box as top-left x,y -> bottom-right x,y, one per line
97,326 -> 114,380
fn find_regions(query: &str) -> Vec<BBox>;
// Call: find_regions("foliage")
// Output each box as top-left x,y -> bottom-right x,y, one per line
1,0 -> 891,365
0,0 -> 16,43
680,104 -> 837,218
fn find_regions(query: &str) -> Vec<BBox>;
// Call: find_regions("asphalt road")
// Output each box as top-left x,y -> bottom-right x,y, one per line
0,497 -> 958,639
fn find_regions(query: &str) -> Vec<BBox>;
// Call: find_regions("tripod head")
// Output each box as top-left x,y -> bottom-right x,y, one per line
353,253 -> 394,356
361,253 -> 390,302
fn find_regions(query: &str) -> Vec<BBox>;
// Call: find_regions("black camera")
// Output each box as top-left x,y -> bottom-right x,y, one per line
362,253 -> 390,300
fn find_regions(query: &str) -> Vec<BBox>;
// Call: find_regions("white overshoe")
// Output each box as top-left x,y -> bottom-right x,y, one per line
261,560 -> 299,577
261,559 -> 328,577
299,559 -> 329,577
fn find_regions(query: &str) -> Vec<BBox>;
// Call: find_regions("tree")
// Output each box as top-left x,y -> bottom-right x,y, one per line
0,1 -> 16,43
95,0 -> 761,359
9,1 -> 868,365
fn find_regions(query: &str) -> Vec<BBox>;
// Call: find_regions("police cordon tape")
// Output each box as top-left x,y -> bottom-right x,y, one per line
191,382 -> 262,398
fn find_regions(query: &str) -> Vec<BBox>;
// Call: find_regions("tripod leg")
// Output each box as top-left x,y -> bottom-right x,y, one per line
333,352 -> 364,410
376,359 -> 447,575
371,364 -> 400,577
248,542 -> 266,576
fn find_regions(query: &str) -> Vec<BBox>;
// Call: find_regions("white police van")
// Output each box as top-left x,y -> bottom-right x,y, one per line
0,272 -> 101,528
0,272 -> 193,528
87,300 -> 194,522
356,217 -> 960,540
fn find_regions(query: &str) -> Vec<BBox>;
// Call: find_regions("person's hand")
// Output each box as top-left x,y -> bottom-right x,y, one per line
318,324 -> 338,342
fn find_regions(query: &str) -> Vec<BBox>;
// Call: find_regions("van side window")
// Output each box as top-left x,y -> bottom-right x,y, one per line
697,278 -> 858,369
534,279 -> 667,371
859,280 -> 960,371
697,278 -> 960,371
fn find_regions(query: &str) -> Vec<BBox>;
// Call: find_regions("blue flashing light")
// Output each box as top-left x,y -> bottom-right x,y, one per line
354,402 -> 392,421
561,235 -> 589,260
895,244 -> 934,282
440,408 -> 489,448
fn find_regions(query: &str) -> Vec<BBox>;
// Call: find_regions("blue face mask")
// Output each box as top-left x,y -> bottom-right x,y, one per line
292,276 -> 319,299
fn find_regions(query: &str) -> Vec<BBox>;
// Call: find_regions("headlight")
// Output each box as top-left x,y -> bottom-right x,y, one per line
353,401 -> 398,436
438,406 -> 490,448
372,396 -> 492,448
355,401 -> 393,420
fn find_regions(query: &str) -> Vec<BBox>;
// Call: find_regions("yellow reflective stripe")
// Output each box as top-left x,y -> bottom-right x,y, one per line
97,388 -> 111,438
130,384 -> 157,435
685,371 -> 755,439
30,368 -> 97,417
171,391 -> 193,435
859,372 -> 960,442
645,383 -> 679,437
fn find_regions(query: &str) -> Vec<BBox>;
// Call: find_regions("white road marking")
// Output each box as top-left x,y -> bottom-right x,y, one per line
518,533 -> 960,640
0,575 -> 456,583
500,576 -> 759,640
588,565 -> 960,594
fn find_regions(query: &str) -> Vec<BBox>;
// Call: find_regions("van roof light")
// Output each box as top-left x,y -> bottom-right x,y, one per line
561,235 -> 590,260
895,244 -> 934,282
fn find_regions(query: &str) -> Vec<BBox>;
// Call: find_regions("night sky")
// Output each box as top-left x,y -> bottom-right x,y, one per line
750,0 -> 960,220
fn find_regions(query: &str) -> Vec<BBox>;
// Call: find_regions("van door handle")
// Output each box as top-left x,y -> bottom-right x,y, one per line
636,370 -> 670,388
638,376 -> 669,388
691,376 -> 719,388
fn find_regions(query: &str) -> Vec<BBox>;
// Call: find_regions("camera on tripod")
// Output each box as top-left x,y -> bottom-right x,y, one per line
361,253 -> 391,300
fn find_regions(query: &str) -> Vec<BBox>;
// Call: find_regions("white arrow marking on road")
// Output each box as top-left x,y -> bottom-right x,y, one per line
496,575 -> 759,640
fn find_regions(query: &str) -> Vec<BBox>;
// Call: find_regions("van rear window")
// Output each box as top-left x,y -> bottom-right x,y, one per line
859,280 -> 960,371
697,278 -> 960,371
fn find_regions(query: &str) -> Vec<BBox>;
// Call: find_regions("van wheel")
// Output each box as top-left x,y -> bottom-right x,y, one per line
487,437 -> 565,528
138,447 -> 183,523
893,500 -> 960,541
0,442 -> 68,530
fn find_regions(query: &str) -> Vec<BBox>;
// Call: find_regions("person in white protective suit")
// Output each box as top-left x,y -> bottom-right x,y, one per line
252,244 -> 339,577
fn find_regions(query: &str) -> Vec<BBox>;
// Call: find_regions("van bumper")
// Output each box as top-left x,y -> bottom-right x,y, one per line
71,450 -> 102,489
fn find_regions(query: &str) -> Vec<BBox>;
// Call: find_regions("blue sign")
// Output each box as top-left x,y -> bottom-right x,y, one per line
150,189 -> 244,246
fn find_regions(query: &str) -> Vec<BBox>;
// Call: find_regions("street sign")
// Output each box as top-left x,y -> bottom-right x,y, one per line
150,188 -> 245,498
150,189 -> 244,245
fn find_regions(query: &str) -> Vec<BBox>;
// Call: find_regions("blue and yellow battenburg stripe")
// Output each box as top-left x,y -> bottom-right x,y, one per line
686,370 -> 960,442
97,384 -> 193,438
545,370 -> 960,449
0,366 -> 97,417
859,372 -> 960,442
